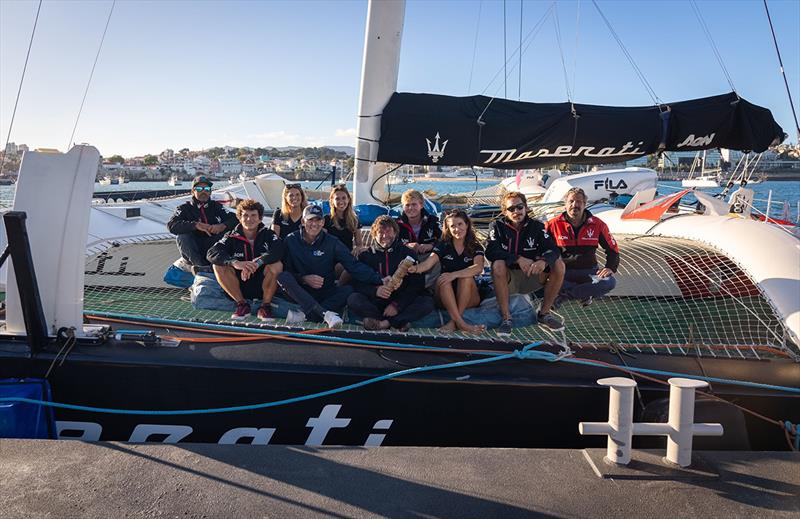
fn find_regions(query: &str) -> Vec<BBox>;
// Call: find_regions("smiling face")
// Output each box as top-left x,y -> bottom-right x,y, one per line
565,192 -> 587,221
285,188 -> 303,209
446,215 -> 468,241
402,199 -> 422,220
375,224 -> 397,249
504,196 -> 527,224
303,215 -> 324,240
332,190 -> 350,213
239,209 -> 261,232
193,184 -> 211,202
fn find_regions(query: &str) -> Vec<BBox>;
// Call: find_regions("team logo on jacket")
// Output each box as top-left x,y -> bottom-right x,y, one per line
444,254 -> 454,260
426,229 -> 434,239
526,237 -> 535,248
586,228 -> 595,239
426,132 -> 448,163
313,250 -> 325,257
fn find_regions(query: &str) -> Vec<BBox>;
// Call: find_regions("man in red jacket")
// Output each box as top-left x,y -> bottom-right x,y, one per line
545,187 -> 619,307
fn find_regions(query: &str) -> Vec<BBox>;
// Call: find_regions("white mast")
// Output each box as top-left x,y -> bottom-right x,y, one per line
352,0 -> 406,206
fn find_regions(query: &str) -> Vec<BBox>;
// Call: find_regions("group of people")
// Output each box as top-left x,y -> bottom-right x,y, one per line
168,176 -> 620,335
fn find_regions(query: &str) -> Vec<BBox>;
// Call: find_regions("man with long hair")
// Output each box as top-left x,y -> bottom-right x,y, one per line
486,191 -> 565,335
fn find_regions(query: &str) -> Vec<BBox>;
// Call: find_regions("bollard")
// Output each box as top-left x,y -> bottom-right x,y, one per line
633,378 -> 724,467
579,377 -> 637,465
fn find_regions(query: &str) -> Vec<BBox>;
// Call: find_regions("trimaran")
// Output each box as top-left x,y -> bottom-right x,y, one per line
0,1 -> 797,451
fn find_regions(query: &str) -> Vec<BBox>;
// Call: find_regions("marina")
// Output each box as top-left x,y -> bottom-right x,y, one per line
0,0 -> 798,516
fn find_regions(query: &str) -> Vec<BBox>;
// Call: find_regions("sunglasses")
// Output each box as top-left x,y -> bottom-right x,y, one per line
194,186 -> 212,192
505,203 -> 526,213
286,183 -> 302,190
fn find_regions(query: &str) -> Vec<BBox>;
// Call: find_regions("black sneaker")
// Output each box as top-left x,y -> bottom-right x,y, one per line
580,296 -> 593,307
537,312 -> 564,331
552,293 -> 567,310
497,319 -> 513,336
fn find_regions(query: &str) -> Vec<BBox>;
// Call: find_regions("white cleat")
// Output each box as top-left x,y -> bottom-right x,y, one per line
285,309 -> 307,324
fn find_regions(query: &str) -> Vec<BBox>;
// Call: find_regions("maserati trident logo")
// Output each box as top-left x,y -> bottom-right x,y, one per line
426,132 -> 448,163
586,228 -> 595,239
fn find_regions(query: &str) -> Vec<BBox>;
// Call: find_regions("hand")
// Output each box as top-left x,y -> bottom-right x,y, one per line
517,257 -> 534,275
302,274 -> 324,289
436,272 -> 455,287
597,267 -> 614,279
376,284 -> 393,299
407,265 -> 418,274
195,222 -> 213,235
383,304 -> 398,317
209,223 -> 227,235
233,260 -> 258,281
417,243 -> 434,254
528,260 -> 547,276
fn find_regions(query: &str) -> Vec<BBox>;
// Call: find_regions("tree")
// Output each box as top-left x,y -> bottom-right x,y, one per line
143,154 -> 158,166
107,154 -> 125,164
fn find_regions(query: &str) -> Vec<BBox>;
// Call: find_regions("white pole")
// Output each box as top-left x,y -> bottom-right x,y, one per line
764,189 -> 773,223
352,0 -> 406,207
665,378 -> 723,467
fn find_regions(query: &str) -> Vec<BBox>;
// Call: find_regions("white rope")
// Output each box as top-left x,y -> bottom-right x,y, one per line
689,0 -> 737,95
466,0 -> 483,94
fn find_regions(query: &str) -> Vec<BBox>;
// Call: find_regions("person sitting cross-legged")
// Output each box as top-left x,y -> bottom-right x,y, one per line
545,187 -> 619,308
277,205 -> 382,328
408,209 -> 485,334
347,216 -> 434,332
207,199 -> 283,321
485,191 -> 565,335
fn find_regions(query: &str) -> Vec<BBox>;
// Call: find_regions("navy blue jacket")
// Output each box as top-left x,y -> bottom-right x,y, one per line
356,239 -> 424,311
207,223 -> 283,267
396,209 -> 441,246
283,229 -> 381,290
485,216 -> 560,267
167,198 -> 237,235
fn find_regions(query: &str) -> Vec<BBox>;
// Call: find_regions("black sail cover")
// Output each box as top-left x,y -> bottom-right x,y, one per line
376,92 -> 785,169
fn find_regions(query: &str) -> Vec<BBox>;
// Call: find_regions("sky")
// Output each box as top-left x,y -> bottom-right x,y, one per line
1,0 -> 798,158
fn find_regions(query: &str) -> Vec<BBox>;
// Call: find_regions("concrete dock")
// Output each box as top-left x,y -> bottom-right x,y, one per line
1,440 -> 797,518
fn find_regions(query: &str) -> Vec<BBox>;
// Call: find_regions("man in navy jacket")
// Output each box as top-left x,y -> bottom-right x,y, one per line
348,216 -> 434,331
167,176 -> 237,273
207,199 -> 284,322
277,205 -> 381,328
486,191 -> 565,335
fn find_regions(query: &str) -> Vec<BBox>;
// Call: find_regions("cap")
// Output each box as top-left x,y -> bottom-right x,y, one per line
192,175 -> 213,188
302,205 -> 324,221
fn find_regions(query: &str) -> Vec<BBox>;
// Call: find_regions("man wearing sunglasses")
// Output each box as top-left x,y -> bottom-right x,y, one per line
167,175 -> 237,273
486,191 -> 565,335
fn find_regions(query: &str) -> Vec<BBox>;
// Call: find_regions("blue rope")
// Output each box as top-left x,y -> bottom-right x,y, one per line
0,343 -> 554,415
785,421 -> 800,450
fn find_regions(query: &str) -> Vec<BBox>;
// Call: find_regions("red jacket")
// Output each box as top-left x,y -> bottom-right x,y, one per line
545,210 -> 620,272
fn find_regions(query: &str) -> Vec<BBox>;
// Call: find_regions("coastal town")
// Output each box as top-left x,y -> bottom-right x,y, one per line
0,141 -> 799,184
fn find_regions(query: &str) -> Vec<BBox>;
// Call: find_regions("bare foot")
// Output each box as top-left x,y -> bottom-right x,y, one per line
456,321 -> 486,335
438,321 -> 456,333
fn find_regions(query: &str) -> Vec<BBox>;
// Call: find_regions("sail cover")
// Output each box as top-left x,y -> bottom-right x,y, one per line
376,92 -> 785,169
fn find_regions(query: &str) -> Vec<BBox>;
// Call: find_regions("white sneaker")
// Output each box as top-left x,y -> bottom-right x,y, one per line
323,311 -> 344,328
286,309 -> 307,324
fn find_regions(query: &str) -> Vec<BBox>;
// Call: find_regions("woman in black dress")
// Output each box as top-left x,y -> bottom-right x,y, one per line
271,183 -> 307,238
409,209 -> 485,334
324,184 -> 364,253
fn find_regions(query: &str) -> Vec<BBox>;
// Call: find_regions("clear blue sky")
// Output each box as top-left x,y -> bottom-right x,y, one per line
1,0 -> 798,158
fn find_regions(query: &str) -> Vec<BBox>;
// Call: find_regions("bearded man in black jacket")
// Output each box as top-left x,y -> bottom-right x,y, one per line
167,176 -> 237,273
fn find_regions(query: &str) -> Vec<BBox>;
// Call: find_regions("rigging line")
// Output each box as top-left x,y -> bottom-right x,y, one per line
0,0 -> 42,179
503,0 -> 507,99
571,0 -> 581,101
763,0 -> 800,142
552,4 -> 572,102
480,3 -> 553,97
466,0 -> 483,94
66,0 -> 116,151
518,0 -> 523,101
689,0 -> 737,95
590,0 -> 661,106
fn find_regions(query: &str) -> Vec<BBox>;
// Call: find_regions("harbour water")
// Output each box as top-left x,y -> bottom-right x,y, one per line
0,178 -> 797,221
